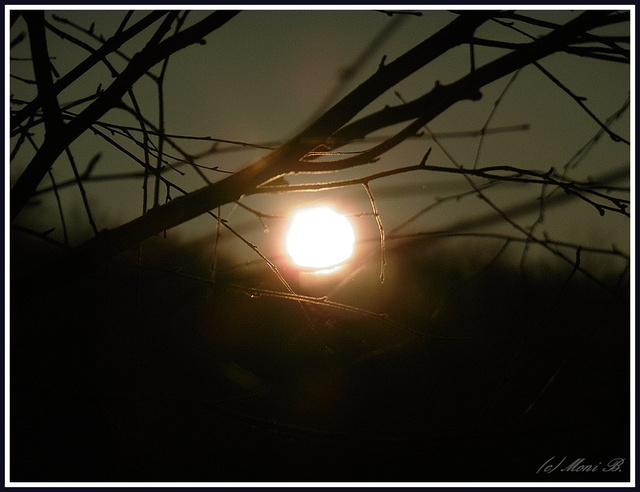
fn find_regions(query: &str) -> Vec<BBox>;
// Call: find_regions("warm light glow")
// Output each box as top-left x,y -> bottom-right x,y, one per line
285,206 -> 355,269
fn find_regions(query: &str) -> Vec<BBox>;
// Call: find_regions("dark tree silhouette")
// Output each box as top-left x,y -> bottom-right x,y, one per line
9,9 -> 630,483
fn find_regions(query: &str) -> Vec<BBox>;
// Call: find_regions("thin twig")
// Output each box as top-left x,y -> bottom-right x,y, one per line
23,133 -> 68,246
126,89 -> 152,214
210,205 -> 222,283
151,13 -> 183,208
88,126 -> 182,191
533,61 -> 629,144
257,160 -> 629,217
562,95 -> 630,174
47,169 -> 69,246
387,231 -> 629,260
114,10 -> 135,36
117,103 -> 213,183
472,70 -> 520,169
65,147 -> 99,235
301,13 -> 407,126
72,123 -> 528,152
363,182 -> 386,283
204,210 -> 322,339
10,74 -> 37,85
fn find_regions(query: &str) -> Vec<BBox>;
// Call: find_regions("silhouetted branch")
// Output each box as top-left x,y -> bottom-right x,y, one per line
256,159 -> 628,217
56,122 -> 529,154
11,11 -> 168,130
126,88 -> 152,214
44,15 -> 120,77
562,96 -> 630,173
376,10 -> 423,17
10,74 -> 37,85
11,223 -> 70,249
64,147 -> 99,235
11,10 -> 240,220
533,61 -> 630,144
117,101 -> 213,182
390,231 -> 629,260
47,168 -> 68,246
303,13 -> 407,124
363,183 -> 386,283
23,12 -> 63,137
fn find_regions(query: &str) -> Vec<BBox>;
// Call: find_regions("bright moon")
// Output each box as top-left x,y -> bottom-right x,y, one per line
285,206 -> 355,269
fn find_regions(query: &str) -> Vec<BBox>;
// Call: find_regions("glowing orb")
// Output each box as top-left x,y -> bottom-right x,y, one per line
285,206 -> 355,269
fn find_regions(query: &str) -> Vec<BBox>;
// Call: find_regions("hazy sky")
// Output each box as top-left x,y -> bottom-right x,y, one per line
9,7 -> 631,273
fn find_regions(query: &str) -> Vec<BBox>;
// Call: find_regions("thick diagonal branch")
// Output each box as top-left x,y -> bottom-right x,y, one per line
329,11 -> 622,146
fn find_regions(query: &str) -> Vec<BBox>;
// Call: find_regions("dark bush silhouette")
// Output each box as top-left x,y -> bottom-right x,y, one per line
10,231 -> 629,481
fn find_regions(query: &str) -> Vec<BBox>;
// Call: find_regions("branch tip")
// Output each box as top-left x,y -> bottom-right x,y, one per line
419,147 -> 432,167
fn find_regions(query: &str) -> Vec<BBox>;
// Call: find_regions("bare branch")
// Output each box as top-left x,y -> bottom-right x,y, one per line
23,11 -> 64,137
363,183 -> 386,283
11,11 -> 168,129
11,10 -> 240,220
533,61 -> 630,144
64,147 -> 99,236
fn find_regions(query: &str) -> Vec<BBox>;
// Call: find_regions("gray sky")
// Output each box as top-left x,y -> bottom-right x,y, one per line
9,8 -> 631,276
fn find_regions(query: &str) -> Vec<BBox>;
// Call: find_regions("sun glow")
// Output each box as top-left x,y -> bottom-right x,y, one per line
285,206 -> 355,270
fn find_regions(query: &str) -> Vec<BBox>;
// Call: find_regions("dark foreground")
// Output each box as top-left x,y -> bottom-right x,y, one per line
10,234 -> 630,483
